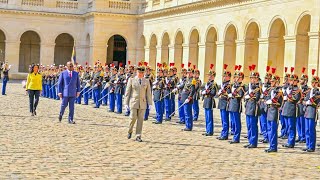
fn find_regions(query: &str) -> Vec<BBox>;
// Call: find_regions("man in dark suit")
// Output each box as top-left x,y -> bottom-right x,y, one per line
58,61 -> 81,124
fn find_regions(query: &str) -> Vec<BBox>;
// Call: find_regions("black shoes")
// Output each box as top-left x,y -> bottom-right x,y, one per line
229,141 -> 240,144
136,137 -> 142,142
302,148 -> 315,152
58,115 -> 62,122
165,118 -> 171,121
31,112 -> 34,116
259,139 -> 269,143
182,128 -> 192,131
108,110 -> 114,112
34,110 -> 37,116
68,121 -> 76,124
202,133 -> 213,136
282,144 -> 294,148
127,133 -> 132,139
265,149 -> 277,153
153,121 -> 162,124
247,144 -> 257,148
216,136 -> 228,140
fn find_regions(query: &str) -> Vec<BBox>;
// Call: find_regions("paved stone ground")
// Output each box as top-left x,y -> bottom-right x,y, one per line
0,81 -> 320,179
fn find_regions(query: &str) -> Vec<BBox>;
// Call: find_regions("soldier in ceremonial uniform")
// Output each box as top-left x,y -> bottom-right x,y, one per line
144,63 -> 153,120
82,63 -> 92,105
92,63 -> 103,108
281,68 -> 301,148
101,64 -> 110,106
279,67 -> 291,139
124,61 -> 134,116
193,67 -> 202,121
171,65 -> 178,116
163,65 -> 176,121
175,64 -> 188,124
259,66 -> 272,143
244,65 -> 261,148
264,68 -> 283,153
152,63 -> 165,124
180,65 -> 196,131
217,64 -> 232,140
228,65 -> 245,143
115,63 -> 126,114
201,64 -> 218,136
108,64 -> 117,112
296,67 -> 309,143
303,69 -> 320,152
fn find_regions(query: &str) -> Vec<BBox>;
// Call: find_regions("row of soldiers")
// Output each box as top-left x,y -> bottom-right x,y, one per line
37,61 -> 320,153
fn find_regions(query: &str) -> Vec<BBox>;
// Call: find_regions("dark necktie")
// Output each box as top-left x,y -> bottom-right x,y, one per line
69,72 -> 72,78
139,79 -> 142,85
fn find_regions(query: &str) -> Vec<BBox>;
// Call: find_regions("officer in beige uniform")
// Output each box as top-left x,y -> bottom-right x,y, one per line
125,63 -> 153,142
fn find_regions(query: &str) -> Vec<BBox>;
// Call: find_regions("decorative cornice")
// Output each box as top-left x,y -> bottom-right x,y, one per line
138,0 -> 256,19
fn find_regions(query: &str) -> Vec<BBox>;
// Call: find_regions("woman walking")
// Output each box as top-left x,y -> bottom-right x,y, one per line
26,64 -> 42,116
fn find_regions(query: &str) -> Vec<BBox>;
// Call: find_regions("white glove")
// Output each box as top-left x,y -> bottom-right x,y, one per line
93,84 -> 98,88
286,88 -> 291,95
114,80 -> 118,84
262,86 -> 266,92
201,90 -> 206,95
232,87 -> 236,93
310,88 -> 314,98
9,65 -> 11,69
104,83 -> 110,89
249,83 -> 252,94
260,94 -> 264,99
152,85 -> 157,89
228,94 -> 232,98
245,95 -> 250,99
173,88 -> 178,93
218,89 -> 223,95
266,99 -> 272,105
283,96 -> 288,101
148,105 -> 152,111
271,90 -> 275,99
306,100 -> 311,105
125,105 -> 129,111
184,98 -> 190,104
123,80 -> 127,84
152,81 -> 158,85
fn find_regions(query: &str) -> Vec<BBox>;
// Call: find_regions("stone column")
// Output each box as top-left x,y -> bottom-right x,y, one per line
215,41 -> 224,85
197,43 -> 206,82
40,43 -> 55,66
283,35 -> 296,68
5,40 -> 20,74
308,32 -> 320,77
257,38 -> 269,80
156,45 -> 162,65
144,46 -> 150,66
161,45 -> 169,64
182,44 -> 189,68
127,47 -> 136,66
204,42 -> 216,82
168,45 -> 175,64
235,40 -> 245,67
91,41 -> 107,66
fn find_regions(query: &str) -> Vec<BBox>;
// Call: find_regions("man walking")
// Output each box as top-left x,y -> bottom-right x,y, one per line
125,63 -> 152,142
58,61 -> 81,124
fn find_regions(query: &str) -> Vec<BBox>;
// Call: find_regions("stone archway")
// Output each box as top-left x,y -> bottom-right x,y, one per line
107,35 -> 127,67
174,31 -> 184,74
295,14 -> 311,77
268,19 -> 285,78
161,32 -> 170,65
224,24 -> 237,75
205,27 -> 217,82
19,31 -> 41,72
54,33 -> 74,66
189,29 -> 199,68
149,34 -> 157,70
0,29 -> 5,62
244,22 -> 259,79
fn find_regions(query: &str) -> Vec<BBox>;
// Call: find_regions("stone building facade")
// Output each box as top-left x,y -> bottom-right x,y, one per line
0,0 -> 319,83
